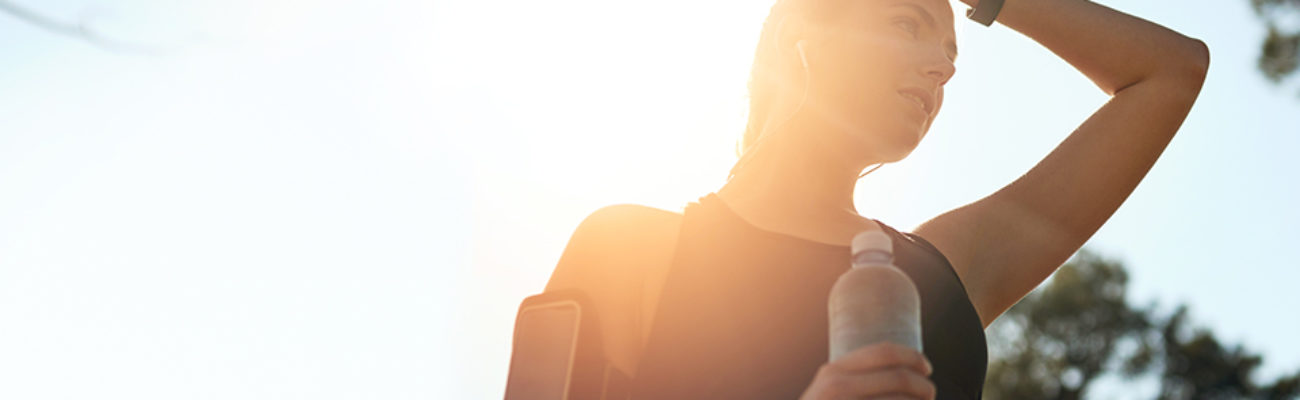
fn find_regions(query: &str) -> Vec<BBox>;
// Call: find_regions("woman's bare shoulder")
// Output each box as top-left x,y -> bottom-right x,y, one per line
542,203 -> 684,375
544,202 -> 683,297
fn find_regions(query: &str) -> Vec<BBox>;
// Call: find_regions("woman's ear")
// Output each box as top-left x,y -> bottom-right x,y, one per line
777,15 -> 836,71
773,14 -> 810,68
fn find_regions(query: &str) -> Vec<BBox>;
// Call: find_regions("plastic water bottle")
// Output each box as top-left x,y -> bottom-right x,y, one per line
827,229 -> 923,361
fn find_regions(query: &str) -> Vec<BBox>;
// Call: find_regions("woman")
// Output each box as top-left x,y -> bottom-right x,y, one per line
543,0 -> 1208,398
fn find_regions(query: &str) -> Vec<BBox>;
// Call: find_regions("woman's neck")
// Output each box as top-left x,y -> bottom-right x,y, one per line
716,129 -> 875,236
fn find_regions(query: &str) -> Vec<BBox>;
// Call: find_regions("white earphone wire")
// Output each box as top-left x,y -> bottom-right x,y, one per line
726,39 -> 813,182
728,38 -> 884,182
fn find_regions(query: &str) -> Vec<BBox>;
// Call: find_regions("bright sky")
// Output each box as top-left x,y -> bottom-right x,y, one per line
1,0 -> 1297,399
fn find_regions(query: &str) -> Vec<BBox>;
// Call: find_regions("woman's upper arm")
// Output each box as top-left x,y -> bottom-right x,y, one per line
542,203 -> 682,374
546,204 -> 659,293
913,68 -> 1208,329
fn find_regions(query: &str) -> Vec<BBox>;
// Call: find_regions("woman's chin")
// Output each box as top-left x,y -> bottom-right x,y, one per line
827,115 -> 924,161
884,121 -> 925,150
839,134 -> 916,166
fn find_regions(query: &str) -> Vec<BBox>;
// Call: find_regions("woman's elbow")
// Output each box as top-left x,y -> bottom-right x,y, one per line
1184,38 -> 1210,83
1167,38 -> 1210,89
1137,38 -> 1209,97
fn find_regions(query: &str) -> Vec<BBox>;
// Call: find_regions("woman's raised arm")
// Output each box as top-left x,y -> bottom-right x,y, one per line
913,0 -> 1209,328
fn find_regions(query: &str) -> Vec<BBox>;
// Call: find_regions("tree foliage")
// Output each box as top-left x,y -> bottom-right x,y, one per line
984,248 -> 1300,400
1252,0 -> 1300,95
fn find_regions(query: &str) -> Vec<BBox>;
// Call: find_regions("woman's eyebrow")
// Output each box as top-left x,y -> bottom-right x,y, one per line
892,3 -> 937,29
890,2 -> 959,61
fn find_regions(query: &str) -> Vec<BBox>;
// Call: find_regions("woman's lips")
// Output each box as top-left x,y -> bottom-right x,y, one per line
896,88 -> 933,115
897,91 -> 928,117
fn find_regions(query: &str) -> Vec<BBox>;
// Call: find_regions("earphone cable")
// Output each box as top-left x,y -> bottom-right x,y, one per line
727,39 -> 884,183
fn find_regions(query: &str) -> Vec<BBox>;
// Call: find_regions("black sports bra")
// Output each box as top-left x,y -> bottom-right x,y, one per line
628,192 -> 987,399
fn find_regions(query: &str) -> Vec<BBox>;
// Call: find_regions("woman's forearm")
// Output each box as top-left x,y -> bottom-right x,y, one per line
961,0 -> 1209,95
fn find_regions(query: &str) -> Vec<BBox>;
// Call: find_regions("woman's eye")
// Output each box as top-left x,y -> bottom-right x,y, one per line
893,17 -> 919,37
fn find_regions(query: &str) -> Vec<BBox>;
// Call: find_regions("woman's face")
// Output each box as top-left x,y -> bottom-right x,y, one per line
794,0 -> 958,164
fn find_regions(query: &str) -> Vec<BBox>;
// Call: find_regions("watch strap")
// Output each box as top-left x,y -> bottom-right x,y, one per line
966,0 -> 1005,27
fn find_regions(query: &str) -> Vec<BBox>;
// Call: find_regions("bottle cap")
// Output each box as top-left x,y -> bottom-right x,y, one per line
851,229 -> 894,267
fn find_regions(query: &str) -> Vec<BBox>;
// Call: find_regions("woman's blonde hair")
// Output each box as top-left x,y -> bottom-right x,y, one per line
731,0 -> 852,179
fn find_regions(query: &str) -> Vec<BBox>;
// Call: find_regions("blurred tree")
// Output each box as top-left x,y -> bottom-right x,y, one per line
984,248 -> 1300,400
983,249 -> 1157,399
1251,0 -> 1300,95
0,1 -> 189,54
1155,306 -> 1300,399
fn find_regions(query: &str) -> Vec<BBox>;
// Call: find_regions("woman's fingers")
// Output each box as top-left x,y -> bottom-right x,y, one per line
800,342 -> 938,400
817,365 -> 936,400
830,342 -> 932,376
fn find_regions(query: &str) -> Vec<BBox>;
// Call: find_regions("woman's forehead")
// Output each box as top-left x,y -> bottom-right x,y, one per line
835,0 -> 954,20
830,0 -> 959,58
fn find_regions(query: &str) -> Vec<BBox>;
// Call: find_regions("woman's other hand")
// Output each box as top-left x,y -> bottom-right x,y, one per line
799,342 -> 935,400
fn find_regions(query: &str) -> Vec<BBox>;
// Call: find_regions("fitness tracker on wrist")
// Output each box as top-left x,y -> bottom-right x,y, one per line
966,0 -> 1005,26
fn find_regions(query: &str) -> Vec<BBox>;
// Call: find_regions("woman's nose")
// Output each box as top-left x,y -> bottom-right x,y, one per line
923,56 -> 956,86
